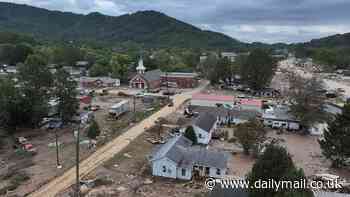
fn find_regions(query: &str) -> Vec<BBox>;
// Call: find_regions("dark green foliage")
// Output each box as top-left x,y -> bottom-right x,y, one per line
87,119 -> 101,139
0,77 -> 24,134
184,126 -> 197,144
234,120 -> 266,155
17,54 -> 53,127
0,2 -> 245,50
319,104 -> 350,168
54,68 -> 79,124
241,49 -> 276,90
248,144 -> 312,197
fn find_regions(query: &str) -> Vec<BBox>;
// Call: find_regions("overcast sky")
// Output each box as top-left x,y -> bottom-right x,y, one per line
3,0 -> 350,43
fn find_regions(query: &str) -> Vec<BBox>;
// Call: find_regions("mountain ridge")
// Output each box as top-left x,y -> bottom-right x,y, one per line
0,2 -> 246,50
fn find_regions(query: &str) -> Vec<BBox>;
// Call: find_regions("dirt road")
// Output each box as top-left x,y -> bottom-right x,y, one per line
28,81 -> 208,197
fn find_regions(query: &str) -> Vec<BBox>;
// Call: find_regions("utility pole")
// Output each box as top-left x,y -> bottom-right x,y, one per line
55,127 -> 62,169
133,95 -> 136,122
75,124 -> 80,197
166,72 -> 169,102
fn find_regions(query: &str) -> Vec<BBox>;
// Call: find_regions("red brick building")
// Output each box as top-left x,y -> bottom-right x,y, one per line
161,72 -> 199,88
129,69 -> 162,90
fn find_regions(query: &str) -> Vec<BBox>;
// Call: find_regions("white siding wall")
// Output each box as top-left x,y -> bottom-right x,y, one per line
152,158 -> 177,179
176,167 -> 192,180
263,119 -> 300,131
209,167 -> 227,178
193,125 -> 211,144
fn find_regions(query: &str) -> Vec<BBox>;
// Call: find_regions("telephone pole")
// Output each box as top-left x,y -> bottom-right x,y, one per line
55,127 -> 62,169
75,124 -> 80,197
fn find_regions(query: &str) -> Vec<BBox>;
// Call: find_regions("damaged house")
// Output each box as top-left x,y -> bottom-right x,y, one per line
149,135 -> 230,180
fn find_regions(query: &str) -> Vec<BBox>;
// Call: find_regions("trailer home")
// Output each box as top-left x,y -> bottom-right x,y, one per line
109,100 -> 130,118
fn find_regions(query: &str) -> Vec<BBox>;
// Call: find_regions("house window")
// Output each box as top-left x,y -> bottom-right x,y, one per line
216,169 -> 221,175
198,133 -> 202,138
162,166 -> 166,173
205,167 -> 210,175
168,169 -> 172,174
181,168 -> 186,176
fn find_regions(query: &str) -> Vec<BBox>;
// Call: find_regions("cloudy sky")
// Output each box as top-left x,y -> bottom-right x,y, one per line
3,0 -> 350,43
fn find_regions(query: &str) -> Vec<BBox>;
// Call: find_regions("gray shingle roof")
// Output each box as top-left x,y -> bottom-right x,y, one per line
150,135 -> 229,169
194,114 -> 217,132
192,106 -> 259,121
144,69 -> 163,81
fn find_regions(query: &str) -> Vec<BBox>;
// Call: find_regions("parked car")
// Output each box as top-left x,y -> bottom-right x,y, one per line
13,137 -> 37,154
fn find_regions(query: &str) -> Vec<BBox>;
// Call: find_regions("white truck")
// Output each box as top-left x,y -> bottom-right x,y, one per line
109,100 -> 130,118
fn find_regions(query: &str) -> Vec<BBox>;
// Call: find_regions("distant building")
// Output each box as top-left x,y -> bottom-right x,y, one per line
149,135 -> 230,180
191,94 -> 235,107
221,52 -> 238,62
79,77 -> 120,88
192,106 -> 259,126
161,72 -> 199,88
129,58 -> 162,90
191,94 -> 263,113
262,105 -> 300,130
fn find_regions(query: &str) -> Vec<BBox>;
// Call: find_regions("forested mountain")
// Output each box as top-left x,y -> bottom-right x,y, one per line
0,2 -> 246,50
302,33 -> 350,48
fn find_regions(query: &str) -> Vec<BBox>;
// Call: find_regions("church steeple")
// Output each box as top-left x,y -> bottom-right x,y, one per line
136,56 -> 146,74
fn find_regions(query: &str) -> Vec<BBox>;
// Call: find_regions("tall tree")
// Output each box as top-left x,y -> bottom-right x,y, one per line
17,54 -> 53,127
319,104 -> 350,168
110,54 -> 131,82
248,143 -> 312,197
0,77 -> 24,134
53,68 -> 79,124
241,49 -> 276,90
288,73 -> 327,130
234,120 -> 266,155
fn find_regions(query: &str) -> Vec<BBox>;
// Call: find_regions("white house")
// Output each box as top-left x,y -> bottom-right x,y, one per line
149,135 -> 230,180
192,114 -> 218,144
262,105 -> 300,131
221,52 -> 238,62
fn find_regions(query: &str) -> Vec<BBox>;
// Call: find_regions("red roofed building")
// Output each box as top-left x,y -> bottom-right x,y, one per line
191,93 -> 235,107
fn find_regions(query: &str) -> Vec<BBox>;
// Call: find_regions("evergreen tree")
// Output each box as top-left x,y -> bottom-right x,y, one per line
54,68 -> 79,124
319,104 -> 350,168
17,54 -> 53,127
248,143 -> 312,197
87,119 -> 101,139
184,126 -> 197,144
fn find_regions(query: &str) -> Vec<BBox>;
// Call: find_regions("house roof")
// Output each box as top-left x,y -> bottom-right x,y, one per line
144,69 -> 163,81
192,106 -> 259,120
161,72 -> 198,78
192,93 -> 235,102
239,99 -> 263,108
262,105 -> 299,122
150,135 -> 229,169
194,114 -> 217,132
